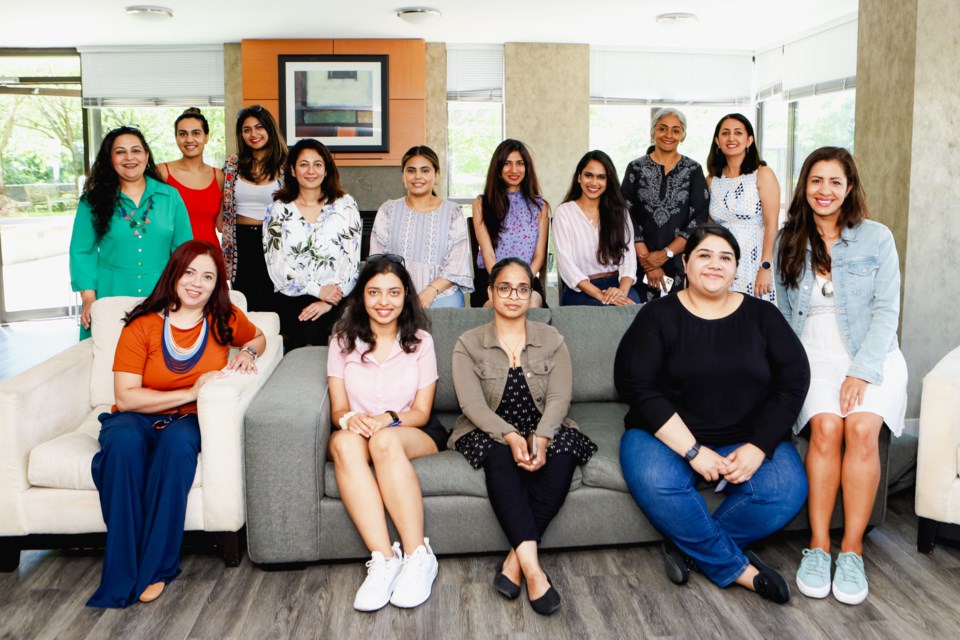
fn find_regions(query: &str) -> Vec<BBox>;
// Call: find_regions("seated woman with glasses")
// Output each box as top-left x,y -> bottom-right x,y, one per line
370,146 -> 473,308
327,254 -> 448,612
451,257 -> 596,616
87,240 -> 265,608
264,139 -> 362,351
70,125 -> 193,339
221,105 -> 287,312
614,225 -> 810,605
553,150 -> 640,306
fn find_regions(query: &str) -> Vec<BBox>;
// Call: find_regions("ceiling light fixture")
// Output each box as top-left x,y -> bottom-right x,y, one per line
655,12 -> 699,27
125,5 -> 174,20
396,7 -> 442,26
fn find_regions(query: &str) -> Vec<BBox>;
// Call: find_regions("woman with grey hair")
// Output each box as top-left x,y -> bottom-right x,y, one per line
620,108 -> 709,301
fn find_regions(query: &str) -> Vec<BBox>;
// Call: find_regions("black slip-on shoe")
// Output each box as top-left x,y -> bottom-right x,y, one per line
493,559 -> 521,600
746,550 -> 791,604
661,543 -> 690,586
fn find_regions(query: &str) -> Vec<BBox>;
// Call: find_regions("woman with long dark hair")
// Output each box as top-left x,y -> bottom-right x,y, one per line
471,139 -> 549,307
776,147 -> 907,606
70,126 -> 193,339
553,150 -> 639,306
621,108 -> 709,300
327,256 -> 447,611
221,105 -> 287,311
264,139 -> 362,351
87,240 -> 265,608
370,145 -> 473,308
157,108 -> 225,246
451,257 -> 596,615
707,113 -> 780,301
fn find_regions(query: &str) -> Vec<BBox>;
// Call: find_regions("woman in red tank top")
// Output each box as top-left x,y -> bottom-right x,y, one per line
158,108 -> 225,246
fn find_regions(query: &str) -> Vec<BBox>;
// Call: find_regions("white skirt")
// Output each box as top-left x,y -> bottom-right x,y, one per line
795,286 -> 908,436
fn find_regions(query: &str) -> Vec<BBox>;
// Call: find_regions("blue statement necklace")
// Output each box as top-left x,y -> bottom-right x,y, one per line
161,309 -> 209,373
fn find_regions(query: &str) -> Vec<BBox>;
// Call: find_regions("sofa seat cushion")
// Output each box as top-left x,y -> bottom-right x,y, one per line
569,401 -> 632,493
322,441 -> 582,499
28,407 -> 202,491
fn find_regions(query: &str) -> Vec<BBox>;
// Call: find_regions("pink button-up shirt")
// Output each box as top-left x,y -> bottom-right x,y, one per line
327,329 -> 438,414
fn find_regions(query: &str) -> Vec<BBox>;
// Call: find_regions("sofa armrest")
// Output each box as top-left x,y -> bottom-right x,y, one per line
915,346 -> 960,523
195,319 -> 283,533
0,341 -> 94,535
244,346 -> 330,564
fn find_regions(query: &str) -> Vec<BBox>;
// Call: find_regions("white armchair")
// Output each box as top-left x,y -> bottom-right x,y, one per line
0,292 -> 281,571
915,345 -> 960,552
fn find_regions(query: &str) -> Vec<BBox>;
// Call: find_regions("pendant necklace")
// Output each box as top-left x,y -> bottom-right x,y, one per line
499,333 -> 526,367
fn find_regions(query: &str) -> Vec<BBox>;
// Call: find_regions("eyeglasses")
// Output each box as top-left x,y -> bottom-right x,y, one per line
493,283 -> 532,300
237,104 -> 264,118
367,253 -> 405,266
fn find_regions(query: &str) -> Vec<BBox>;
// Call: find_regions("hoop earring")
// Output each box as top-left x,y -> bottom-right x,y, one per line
714,147 -> 722,156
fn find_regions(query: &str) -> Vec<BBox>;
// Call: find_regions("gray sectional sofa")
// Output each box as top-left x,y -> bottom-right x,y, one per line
243,305 -> 889,565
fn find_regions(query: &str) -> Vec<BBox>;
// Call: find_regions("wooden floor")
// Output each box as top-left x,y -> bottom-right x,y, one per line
1,491 -> 957,639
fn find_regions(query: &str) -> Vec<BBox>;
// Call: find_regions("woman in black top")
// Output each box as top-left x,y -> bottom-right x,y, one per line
614,224 -> 809,604
620,108 -> 709,300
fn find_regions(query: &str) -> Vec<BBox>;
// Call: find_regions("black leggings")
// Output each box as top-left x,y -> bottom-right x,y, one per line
482,444 -> 578,548
273,293 -> 341,352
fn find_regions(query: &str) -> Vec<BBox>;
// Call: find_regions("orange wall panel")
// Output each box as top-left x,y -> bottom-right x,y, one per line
332,39 -> 426,100
333,99 -> 426,166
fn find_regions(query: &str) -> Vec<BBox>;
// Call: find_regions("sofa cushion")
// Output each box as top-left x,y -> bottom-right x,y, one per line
568,402 -> 631,492
89,291 -> 249,407
28,407 -> 202,491
549,306 -> 640,403
427,307 -> 550,413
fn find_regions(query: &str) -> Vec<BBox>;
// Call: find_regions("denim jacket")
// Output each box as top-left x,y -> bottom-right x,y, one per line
775,219 -> 900,384
449,320 -> 577,447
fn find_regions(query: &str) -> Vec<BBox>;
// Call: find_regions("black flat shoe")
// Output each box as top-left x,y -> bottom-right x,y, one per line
493,560 -> 521,600
528,573 -> 561,616
661,543 -> 690,586
745,550 -> 790,604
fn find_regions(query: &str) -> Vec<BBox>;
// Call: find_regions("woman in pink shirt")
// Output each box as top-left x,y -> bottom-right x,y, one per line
327,255 -> 446,612
553,150 -> 639,306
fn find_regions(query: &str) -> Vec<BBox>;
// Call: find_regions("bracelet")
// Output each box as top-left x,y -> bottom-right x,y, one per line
241,346 -> 258,362
339,410 -> 358,430
428,284 -> 441,295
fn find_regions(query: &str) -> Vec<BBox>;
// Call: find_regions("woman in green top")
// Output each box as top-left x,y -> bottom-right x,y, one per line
70,126 -> 193,338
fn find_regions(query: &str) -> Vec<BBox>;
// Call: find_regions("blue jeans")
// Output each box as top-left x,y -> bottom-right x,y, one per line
619,429 -> 807,587
429,288 -> 465,308
561,275 -> 641,306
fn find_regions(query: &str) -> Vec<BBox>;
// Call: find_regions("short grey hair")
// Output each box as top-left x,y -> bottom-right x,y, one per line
650,107 -> 688,142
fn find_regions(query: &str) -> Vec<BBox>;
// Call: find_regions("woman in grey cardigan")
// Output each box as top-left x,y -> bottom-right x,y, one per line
450,257 -> 597,616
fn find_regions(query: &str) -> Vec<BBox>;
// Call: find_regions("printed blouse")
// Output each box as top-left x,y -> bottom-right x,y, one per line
476,192 -> 544,270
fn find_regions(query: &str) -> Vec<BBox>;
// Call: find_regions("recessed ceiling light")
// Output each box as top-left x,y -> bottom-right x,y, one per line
125,5 -> 174,20
396,7 -> 442,26
656,12 -> 699,26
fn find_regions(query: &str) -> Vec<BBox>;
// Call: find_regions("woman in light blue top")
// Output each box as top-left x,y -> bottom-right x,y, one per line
775,146 -> 907,607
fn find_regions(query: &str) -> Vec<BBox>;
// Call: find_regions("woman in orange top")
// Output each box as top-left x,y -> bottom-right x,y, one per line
157,108 -> 225,245
86,240 -> 265,608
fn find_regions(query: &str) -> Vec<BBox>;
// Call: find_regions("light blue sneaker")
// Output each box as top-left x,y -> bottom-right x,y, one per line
832,551 -> 868,605
796,548 -> 831,598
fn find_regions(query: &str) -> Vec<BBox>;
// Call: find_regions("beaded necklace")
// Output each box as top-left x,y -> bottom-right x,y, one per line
119,195 -> 155,237
161,309 -> 209,373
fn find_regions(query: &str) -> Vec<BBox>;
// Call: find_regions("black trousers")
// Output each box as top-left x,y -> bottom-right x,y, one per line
233,224 -> 276,312
482,443 -> 578,548
274,293 -> 342,352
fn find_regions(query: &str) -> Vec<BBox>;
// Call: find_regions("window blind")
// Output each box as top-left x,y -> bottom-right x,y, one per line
446,44 -> 504,102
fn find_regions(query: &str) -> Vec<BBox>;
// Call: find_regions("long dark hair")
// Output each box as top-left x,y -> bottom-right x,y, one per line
82,126 -> 161,240
401,145 -> 441,197
481,139 -> 543,249
274,138 -> 345,204
706,113 -> 766,177
333,258 -> 429,358
235,105 -> 287,183
777,146 -> 869,288
563,150 -> 630,266
124,240 -> 235,346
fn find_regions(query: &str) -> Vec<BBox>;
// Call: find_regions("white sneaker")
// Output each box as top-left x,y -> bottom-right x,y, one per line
353,542 -> 403,612
389,538 -> 439,608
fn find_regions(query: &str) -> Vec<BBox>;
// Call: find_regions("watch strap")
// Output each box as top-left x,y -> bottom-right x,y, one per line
684,442 -> 701,461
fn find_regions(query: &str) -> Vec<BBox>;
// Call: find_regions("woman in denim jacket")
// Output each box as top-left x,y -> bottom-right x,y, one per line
450,257 -> 596,616
776,147 -> 907,606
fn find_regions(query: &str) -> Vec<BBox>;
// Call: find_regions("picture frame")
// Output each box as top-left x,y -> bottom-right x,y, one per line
278,54 -> 389,153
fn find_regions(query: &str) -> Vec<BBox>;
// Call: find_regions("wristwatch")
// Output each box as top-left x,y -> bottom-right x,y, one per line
684,442 -> 701,461
241,346 -> 258,361
387,410 -> 402,427
665,248 -> 675,259
760,261 -> 772,270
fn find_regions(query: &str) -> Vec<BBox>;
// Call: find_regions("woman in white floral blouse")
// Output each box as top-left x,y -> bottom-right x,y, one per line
263,139 -> 362,351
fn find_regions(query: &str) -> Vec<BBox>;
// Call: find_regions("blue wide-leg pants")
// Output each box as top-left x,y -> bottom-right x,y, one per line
86,411 -> 200,608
